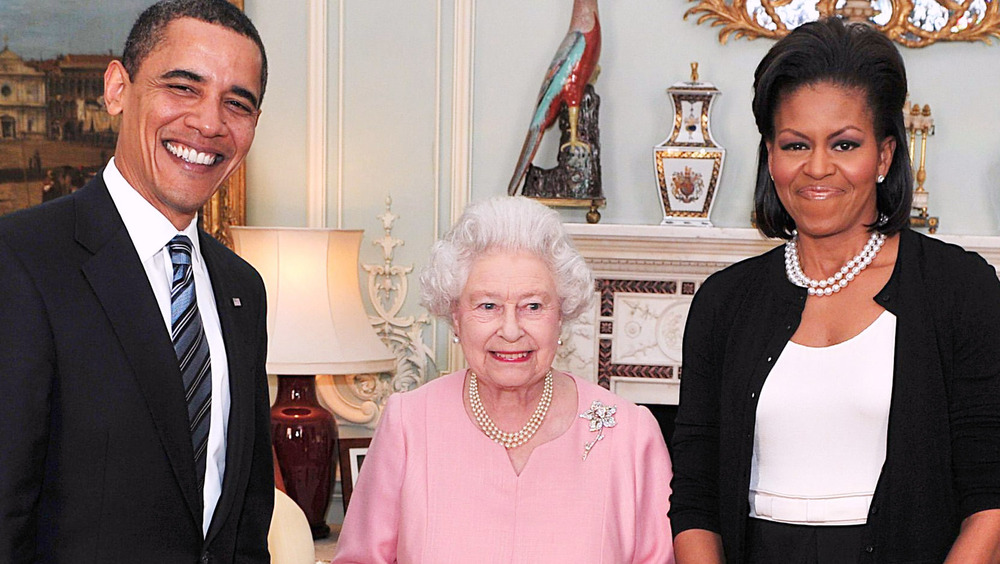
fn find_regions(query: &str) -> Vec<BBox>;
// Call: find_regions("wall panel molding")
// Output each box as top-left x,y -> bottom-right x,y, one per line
446,0 -> 476,372
449,0 -> 475,225
306,0 -> 328,227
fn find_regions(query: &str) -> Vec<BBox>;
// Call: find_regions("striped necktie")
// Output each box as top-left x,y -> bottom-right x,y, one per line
168,235 -> 212,489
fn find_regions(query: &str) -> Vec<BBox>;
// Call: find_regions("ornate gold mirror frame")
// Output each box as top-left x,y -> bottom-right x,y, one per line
685,0 -> 1000,46
201,0 -> 247,247
201,164 -> 245,247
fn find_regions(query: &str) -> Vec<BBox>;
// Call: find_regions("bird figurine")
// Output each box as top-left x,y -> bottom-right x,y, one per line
508,0 -> 601,196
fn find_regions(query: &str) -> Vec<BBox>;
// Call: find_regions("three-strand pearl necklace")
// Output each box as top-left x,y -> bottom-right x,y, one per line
468,370 -> 553,449
785,231 -> 887,296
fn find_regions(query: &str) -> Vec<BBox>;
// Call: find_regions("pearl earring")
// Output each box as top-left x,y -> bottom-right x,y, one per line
557,338 -> 563,346
452,335 -> 460,344
877,174 -> 886,184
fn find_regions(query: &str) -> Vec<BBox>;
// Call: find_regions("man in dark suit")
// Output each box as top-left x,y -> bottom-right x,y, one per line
0,1 -> 273,562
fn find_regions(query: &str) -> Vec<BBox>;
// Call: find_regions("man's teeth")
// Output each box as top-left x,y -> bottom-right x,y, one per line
166,142 -> 218,165
494,352 -> 529,360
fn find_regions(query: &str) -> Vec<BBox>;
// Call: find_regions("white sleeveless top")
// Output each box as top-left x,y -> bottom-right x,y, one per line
749,310 -> 895,525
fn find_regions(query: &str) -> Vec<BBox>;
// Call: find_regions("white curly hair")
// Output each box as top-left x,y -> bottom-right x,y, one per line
419,196 -> 594,327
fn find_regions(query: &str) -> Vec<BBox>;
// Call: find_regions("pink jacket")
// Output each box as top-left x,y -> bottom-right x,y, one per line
334,371 -> 675,563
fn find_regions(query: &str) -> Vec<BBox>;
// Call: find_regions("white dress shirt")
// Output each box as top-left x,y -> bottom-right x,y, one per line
104,158 -> 230,537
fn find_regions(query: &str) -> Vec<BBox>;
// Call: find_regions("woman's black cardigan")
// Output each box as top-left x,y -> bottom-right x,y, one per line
669,229 -> 1000,563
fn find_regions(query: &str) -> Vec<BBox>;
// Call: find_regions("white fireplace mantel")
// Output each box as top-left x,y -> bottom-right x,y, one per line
566,224 -> 777,278
558,223 -> 1000,406
566,223 -> 1000,275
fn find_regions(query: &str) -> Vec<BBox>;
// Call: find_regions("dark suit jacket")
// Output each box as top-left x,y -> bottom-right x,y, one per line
0,174 -> 273,563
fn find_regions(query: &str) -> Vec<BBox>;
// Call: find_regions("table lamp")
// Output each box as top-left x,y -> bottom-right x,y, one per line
231,227 -> 395,538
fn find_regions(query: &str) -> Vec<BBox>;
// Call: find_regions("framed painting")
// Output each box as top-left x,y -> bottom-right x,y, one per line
0,0 -> 245,245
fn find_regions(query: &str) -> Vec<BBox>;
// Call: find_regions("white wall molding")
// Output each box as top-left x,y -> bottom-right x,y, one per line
306,0 -> 328,228
449,0 -> 475,225
433,0 -> 443,241
430,0 -> 443,357
335,0 -> 345,228
446,0 -> 476,373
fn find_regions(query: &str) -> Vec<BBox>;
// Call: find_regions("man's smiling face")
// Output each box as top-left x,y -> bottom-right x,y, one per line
104,17 -> 262,229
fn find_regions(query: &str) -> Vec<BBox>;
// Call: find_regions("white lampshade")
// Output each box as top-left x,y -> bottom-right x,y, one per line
231,227 -> 396,375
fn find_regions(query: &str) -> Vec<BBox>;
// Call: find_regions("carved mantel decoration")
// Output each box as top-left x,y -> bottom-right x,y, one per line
316,197 -> 436,430
684,0 -> 1000,47
364,196 -> 436,394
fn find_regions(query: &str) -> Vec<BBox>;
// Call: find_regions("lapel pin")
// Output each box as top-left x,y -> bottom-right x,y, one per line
232,298 -> 242,307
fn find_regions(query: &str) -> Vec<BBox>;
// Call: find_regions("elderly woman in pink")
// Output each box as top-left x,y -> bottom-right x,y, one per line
333,196 -> 674,563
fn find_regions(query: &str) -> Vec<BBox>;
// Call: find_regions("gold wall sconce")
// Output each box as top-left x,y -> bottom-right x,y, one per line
904,100 -> 938,232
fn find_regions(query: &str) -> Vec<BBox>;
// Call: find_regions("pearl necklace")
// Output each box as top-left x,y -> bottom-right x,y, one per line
468,370 -> 553,449
785,231 -> 886,296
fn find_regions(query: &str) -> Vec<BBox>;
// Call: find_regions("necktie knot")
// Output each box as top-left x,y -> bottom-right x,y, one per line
169,235 -> 193,267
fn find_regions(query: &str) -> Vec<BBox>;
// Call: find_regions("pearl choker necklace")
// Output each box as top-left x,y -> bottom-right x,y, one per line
785,231 -> 886,296
468,370 -> 553,449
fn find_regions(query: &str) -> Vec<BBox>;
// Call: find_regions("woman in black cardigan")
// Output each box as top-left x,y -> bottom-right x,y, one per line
669,17 -> 1000,563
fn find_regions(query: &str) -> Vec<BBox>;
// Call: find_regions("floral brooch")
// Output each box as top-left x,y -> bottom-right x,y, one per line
579,400 -> 617,460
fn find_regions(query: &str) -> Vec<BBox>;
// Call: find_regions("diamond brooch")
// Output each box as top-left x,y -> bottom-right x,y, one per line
579,400 -> 617,460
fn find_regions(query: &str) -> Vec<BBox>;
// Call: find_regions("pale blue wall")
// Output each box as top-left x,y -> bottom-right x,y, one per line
246,0 -> 1000,235
474,1 -> 1000,232
338,0 -> 441,267
244,1 -> 309,228
245,0 -> 448,362
244,0 -> 1000,370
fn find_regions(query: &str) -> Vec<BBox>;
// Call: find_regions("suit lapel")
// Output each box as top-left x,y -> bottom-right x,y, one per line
74,176 -> 204,527
200,233 -> 256,543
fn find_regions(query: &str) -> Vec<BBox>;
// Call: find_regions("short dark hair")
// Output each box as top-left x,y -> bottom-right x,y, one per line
751,17 -> 912,239
122,0 -> 268,106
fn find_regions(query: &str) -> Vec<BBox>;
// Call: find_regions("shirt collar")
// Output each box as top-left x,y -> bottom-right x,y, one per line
104,156 -> 201,261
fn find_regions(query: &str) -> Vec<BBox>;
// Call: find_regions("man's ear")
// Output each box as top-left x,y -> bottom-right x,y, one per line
103,60 -> 129,117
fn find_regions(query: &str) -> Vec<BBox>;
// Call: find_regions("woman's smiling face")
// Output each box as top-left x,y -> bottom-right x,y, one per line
452,250 -> 562,391
766,81 -> 895,240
